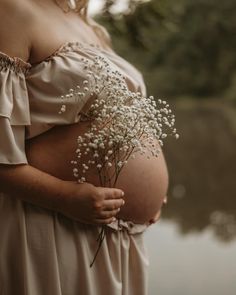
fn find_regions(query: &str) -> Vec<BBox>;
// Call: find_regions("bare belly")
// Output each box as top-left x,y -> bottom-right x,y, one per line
25,120 -> 169,223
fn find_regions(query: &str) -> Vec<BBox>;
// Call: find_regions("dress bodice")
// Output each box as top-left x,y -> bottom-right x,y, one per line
0,41 -> 146,164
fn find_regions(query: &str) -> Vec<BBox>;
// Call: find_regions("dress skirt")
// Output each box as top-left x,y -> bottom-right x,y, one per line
0,193 -> 150,295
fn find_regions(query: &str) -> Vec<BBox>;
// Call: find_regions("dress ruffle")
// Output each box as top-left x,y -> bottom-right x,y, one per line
0,52 -> 31,164
0,51 -> 31,75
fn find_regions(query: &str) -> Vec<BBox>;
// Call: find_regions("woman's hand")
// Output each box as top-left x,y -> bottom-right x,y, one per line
59,181 -> 125,225
148,196 -> 168,225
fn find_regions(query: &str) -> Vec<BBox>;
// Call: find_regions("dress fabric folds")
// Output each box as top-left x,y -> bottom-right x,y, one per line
0,41 -> 150,295
0,53 -> 31,164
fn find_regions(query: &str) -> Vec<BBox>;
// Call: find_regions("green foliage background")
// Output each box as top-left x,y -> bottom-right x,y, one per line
98,0 -> 236,100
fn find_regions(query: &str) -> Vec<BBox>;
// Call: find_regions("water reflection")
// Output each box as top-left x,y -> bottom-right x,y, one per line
162,100 -> 236,242
146,220 -> 236,295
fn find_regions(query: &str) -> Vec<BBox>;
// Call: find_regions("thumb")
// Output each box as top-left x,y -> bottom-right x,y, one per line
149,210 -> 162,224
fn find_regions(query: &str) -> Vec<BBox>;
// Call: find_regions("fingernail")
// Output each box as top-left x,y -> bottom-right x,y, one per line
121,191 -> 124,197
117,208 -> 120,212
122,200 -> 125,205
112,217 -> 116,222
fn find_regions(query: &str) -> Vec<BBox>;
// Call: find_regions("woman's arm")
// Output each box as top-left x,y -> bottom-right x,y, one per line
0,1 -> 124,225
0,164 -> 125,225
0,164 -> 67,211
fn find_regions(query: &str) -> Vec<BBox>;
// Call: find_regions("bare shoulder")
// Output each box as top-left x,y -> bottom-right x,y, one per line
0,0 -> 35,61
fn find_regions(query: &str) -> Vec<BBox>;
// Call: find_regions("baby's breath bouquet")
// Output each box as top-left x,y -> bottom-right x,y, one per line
59,55 -> 179,266
59,56 -> 178,187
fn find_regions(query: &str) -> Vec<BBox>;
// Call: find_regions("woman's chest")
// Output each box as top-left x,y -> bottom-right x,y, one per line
25,41 -> 146,138
27,42 -> 145,92
29,7 -> 106,65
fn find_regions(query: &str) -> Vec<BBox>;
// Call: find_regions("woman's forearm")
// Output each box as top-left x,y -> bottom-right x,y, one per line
0,164 -> 68,212
0,164 -> 125,225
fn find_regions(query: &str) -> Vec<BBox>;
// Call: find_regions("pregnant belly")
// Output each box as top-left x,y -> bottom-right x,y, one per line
25,120 -> 169,223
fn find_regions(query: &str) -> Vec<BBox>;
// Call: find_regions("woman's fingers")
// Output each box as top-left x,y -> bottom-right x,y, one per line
148,196 -> 168,224
98,208 -> 121,219
103,188 -> 124,199
149,210 -> 162,224
102,199 -> 125,211
94,217 -> 117,225
94,198 -> 124,224
163,196 -> 168,204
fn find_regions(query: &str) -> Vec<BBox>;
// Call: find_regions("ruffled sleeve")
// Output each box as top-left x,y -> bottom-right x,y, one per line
0,52 -> 31,164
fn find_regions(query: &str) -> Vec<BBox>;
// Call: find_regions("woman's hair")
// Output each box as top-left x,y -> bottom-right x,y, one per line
77,0 -> 88,19
55,0 -> 111,48
79,1 -> 112,48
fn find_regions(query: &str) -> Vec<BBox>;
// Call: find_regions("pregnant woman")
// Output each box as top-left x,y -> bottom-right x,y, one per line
0,0 -> 169,294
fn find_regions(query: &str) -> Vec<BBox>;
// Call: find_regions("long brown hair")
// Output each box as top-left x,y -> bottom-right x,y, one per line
76,0 -> 88,18
80,1 -> 112,48
55,0 -> 111,48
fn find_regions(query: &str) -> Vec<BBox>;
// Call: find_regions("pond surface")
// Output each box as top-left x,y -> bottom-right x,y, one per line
146,100 -> 236,295
146,221 -> 236,295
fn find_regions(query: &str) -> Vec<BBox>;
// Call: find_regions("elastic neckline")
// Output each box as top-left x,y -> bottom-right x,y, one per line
0,41 -> 114,70
30,41 -> 114,67
0,51 -> 32,71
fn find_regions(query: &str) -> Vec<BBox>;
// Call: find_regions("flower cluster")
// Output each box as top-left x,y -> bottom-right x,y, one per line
59,55 -> 179,187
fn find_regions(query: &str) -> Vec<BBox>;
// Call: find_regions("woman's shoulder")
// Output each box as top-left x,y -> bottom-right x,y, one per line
0,0 -> 34,62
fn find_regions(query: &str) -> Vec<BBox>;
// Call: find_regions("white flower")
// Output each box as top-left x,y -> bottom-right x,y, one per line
175,134 -> 180,139
99,143 -> 105,149
117,161 -> 123,168
58,55 -> 178,187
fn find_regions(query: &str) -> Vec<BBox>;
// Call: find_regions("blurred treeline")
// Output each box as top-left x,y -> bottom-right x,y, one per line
99,0 -> 236,100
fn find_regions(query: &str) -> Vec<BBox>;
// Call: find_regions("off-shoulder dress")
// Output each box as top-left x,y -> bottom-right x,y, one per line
0,41 -> 150,295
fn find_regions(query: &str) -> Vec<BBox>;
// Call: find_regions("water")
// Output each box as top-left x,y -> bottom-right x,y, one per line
146,221 -> 236,295
146,99 -> 236,295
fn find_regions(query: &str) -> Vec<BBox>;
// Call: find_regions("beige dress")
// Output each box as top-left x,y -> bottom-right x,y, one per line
0,41 -> 150,295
